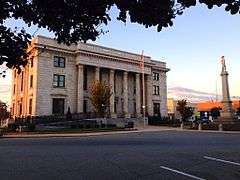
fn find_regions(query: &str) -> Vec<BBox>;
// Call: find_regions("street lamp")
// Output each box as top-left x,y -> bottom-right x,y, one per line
142,105 -> 146,127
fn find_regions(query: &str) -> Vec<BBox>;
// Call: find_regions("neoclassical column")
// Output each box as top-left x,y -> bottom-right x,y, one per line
135,73 -> 141,117
109,69 -> 116,117
77,64 -> 84,113
146,74 -> 153,116
123,71 -> 130,118
95,67 -> 100,81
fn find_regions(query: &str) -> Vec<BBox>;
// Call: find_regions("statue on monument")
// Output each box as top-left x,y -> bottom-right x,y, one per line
219,56 -> 235,122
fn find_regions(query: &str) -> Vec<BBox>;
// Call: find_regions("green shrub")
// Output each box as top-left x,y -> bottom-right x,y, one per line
27,123 -> 36,131
148,116 -> 181,126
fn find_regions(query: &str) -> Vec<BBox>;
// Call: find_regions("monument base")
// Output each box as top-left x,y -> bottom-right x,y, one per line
214,116 -> 239,124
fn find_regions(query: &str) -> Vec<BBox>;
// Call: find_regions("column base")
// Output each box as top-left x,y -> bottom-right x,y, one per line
124,114 -> 131,118
110,113 -> 117,118
136,113 -> 142,118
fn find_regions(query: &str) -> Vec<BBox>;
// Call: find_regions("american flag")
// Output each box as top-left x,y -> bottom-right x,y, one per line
139,50 -> 144,72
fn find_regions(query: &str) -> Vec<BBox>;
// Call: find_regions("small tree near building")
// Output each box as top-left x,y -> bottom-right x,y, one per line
0,100 -> 10,122
236,108 -> 240,116
210,107 -> 221,119
176,99 -> 194,126
90,81 -> 112,118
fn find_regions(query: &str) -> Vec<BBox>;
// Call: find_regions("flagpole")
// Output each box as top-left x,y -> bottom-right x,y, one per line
141,50 -> 146,127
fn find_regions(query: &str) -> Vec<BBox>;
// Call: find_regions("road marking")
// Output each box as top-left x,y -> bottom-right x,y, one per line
204,156 -> 240,166
160,166 -> 206,180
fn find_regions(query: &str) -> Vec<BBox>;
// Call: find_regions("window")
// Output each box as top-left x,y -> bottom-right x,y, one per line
83,67 -> 87,90
21,72 -> 24,91
13,84 -> 16,95
54,56 -> 65,68
53,74 -> 65,87
52,98 -> 65,114
114,98 -> 118,113
134,102 -> 136,113
30,75 -> 33,88
29,99 -> 32,115
12,103 -> 15,115
153,85 -> 160,95
83,100 -> 87,113
153,103 -> 161,116
153,72 -> 160,81
19,98 -> 23,115
30,58 -> 34,67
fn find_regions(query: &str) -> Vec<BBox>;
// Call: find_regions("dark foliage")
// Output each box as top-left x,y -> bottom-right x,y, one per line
176,99 -> 194,122
0,100 -> 10,121
210,107 -> 221,119
148,116 -> 181,126
237,108 -> 240,116
1,0 -> 240,72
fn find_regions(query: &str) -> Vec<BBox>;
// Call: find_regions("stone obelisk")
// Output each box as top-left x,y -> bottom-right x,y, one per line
220,56 -> 234,121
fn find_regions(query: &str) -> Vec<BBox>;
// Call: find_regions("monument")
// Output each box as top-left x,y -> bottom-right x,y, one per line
219,56 -> 235,123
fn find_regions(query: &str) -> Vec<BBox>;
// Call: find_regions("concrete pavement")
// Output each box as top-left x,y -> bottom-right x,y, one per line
0,131 -> 240,180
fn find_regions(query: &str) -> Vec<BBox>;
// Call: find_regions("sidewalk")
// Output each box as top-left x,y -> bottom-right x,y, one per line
2,126 -> 240,139
1,126 -> 176,139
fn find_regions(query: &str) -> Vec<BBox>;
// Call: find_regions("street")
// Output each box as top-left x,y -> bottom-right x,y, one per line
0,131 -> 240,180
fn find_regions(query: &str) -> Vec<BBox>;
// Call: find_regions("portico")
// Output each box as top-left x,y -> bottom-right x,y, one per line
76,63 -> 153,118
11,36 -> 169,118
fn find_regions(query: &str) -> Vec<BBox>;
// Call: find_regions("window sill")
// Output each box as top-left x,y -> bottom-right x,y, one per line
53,86 -> 66,89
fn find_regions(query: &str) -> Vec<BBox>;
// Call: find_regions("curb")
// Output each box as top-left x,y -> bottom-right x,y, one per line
175,128 -> 240,134
1,128 -> 175,139
2,127 -> 239,139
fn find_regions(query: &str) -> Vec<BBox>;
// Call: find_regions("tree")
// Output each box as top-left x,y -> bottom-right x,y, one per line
237,108 -> 240,116
210,107 -> 221,119
1,0 -> 240,73
89,81 -> 112,117
0,100 -> 10,121
176,99 -> 194,122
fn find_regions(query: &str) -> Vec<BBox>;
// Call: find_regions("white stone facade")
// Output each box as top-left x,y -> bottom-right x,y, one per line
11,36 -> 169,118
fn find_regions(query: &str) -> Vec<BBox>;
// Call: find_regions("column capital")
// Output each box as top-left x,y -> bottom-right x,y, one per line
77,64 -> 84,68
110,69 -> 115,73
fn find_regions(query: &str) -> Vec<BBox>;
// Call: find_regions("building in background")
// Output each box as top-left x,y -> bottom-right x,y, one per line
197,100 -> 240,114
11,36 -> 169,118
167,98 -> 197,120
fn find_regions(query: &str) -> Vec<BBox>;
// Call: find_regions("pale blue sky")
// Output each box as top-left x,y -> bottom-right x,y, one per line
0,4 -> 239,103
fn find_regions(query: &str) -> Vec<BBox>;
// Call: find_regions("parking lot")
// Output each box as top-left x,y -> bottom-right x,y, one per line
0,130 -> 240,180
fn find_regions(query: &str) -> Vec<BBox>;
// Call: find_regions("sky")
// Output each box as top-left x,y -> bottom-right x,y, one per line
0,3 -> 239,105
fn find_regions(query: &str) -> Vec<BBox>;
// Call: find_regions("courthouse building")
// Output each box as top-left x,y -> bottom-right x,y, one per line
11,36 -> 169,118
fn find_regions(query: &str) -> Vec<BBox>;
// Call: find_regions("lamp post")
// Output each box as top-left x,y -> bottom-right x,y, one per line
142,105 -> 146,127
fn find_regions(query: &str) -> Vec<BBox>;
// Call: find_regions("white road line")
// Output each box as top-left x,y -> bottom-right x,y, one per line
204,156 -> 240,166
160,166 -> 206,180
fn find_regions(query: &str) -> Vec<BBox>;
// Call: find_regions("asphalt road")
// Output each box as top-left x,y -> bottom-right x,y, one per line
0,131 -> 240,180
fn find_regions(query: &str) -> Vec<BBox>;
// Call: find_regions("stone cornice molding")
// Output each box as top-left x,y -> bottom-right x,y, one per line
76,50 -> 153,67
30,36 -> 170,73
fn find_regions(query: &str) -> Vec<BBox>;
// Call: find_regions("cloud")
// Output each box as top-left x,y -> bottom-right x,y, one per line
168,86 -> 239,103
0,84 -> 11,105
